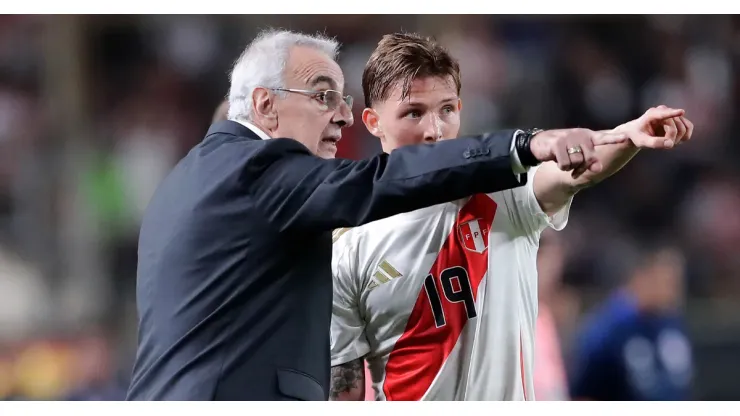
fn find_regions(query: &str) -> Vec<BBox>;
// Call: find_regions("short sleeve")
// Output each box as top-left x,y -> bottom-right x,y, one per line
330,232 -> 371,366
513,165 -> 573,235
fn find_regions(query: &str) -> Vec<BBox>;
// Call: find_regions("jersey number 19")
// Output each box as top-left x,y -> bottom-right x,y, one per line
423,266 -> 476,328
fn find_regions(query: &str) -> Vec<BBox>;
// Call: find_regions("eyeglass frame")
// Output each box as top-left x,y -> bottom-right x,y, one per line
270,88 -> 354,112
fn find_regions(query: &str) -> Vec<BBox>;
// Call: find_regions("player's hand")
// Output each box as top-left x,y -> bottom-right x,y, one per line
615,105 -> 693,149
529,128 -> 628,174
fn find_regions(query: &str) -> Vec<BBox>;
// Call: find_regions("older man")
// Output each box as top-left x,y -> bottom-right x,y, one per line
127,29 -> 629,401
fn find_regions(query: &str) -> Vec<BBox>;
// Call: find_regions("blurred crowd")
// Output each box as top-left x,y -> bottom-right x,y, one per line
0,15 -> 739,400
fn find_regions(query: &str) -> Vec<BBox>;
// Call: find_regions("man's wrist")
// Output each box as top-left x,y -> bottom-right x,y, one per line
515,128 -> 544,167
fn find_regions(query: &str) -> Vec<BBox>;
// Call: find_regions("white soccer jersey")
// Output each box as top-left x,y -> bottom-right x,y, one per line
330,166 -> 571,401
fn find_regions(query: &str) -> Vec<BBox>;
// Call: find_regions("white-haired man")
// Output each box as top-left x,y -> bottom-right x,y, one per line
128,29 -> 631,401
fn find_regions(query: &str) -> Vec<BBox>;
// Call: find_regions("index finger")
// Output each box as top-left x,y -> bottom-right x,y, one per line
632,132 -> 674,149
591,132 -> 629,146
645,107 -> 685,122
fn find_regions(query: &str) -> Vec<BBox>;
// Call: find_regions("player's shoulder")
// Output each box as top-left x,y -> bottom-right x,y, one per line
331,226 -> 369,262
332,227 -> 354,244
331,224 -> 375,246
331,223 -> 385,254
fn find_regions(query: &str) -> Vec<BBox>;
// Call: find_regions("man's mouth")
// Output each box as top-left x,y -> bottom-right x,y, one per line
321,136 -> 340,145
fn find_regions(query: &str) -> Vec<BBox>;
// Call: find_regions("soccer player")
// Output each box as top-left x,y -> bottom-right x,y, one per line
329,33 -> 693,401
569,243 -> 692,401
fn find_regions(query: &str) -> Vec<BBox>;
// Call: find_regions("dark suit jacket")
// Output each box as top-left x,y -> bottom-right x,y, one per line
127,121 -> 527,400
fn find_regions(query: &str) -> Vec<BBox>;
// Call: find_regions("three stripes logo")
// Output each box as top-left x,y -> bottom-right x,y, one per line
367,260 -> 403,291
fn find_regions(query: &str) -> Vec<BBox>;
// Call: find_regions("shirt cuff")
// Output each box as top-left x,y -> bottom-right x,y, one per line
510,130 -> 527,176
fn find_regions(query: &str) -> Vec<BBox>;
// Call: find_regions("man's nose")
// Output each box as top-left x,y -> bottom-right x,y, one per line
422,114 -> 441,143
332,101 -> 354,128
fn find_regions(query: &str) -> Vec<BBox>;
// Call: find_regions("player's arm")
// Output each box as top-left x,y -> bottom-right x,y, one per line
532,107 -> 693,217
532,140 -> 641,217
330,359 -> 365,401
330,230 -> 371,401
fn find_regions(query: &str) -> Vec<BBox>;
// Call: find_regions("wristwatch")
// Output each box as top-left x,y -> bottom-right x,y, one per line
515,128 -> 544,168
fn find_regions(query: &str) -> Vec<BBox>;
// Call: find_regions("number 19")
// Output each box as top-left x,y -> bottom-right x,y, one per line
423,266 -> 477,328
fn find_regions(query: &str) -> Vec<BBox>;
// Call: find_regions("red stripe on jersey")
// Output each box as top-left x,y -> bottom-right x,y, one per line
520,334 -> 528,400
383,194 -> 497,400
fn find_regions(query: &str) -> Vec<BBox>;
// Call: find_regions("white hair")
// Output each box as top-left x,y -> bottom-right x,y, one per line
227,29 -> 340,121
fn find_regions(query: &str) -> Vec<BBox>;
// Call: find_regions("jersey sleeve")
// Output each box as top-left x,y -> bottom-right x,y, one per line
330,230 -> 371,367
507,164 -> 573,236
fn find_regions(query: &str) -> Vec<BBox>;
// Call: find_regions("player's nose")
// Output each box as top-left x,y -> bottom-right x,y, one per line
422,116 -> 439,143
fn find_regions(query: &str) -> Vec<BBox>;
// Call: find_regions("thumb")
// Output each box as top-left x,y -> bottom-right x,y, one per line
633,132 -> 674,149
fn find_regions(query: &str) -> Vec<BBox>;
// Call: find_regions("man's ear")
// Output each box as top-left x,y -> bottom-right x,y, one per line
362,108 -> 383,139
253,87 -> 278,129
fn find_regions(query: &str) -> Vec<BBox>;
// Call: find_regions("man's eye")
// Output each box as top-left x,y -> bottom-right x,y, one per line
442,105 -> 455,114
405,110 -> 421,119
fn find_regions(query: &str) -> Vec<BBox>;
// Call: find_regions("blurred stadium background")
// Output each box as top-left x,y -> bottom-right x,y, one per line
0,14 -> 739,400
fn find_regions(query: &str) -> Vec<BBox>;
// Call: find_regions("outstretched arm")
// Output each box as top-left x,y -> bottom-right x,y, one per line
249,130 -> 523,232
532,106 -> 693,216
248,126 -> 631,233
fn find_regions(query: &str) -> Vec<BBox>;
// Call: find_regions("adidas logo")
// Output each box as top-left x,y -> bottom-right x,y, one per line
367,260 -> 403,291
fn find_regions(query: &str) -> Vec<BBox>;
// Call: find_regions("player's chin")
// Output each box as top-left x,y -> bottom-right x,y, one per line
317,141 -> 338,159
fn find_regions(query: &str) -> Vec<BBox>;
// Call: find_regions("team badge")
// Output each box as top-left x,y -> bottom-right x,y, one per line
458,218 -> 489,253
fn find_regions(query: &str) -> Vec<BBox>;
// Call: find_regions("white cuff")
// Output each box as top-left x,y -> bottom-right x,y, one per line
510,130 -> 527,176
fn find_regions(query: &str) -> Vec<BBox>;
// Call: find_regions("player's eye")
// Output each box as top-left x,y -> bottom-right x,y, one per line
441,105 -> 456,114
405,110 -> 422,119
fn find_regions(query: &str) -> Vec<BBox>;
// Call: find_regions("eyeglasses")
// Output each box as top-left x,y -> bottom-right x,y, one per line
271,88 -> 353,111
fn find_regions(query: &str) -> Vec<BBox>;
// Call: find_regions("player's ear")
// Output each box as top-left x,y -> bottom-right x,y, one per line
457,98 -> 462,112
362,108 -> 383,139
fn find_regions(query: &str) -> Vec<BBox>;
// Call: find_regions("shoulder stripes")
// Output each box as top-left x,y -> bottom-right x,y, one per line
332,227 -> 352,243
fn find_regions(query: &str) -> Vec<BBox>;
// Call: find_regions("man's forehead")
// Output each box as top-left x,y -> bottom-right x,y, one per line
309,74 -> 341,89
288,49 -> 344,89
294,67 -> 344,91
390,75 -> 457,102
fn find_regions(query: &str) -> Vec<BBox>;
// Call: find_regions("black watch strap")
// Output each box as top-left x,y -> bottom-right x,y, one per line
515,128 -> 544,167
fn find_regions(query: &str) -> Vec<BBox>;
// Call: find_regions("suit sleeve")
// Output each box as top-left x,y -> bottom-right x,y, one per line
246,130 -> 524,232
